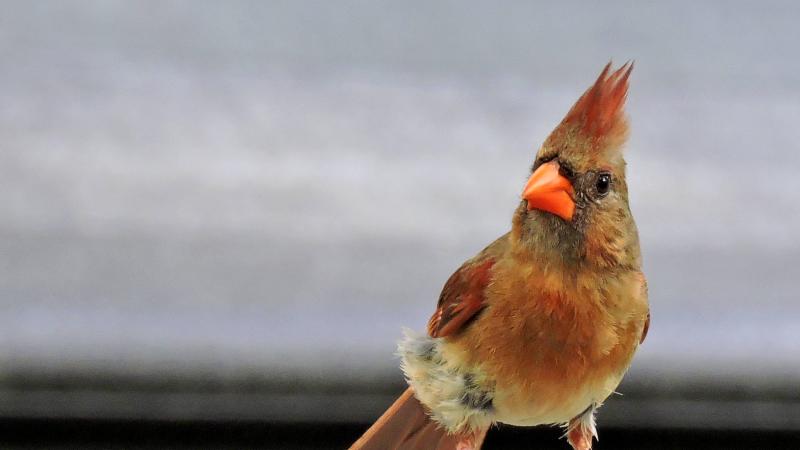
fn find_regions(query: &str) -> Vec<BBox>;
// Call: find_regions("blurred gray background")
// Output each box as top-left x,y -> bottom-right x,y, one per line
1,0 -> 799,443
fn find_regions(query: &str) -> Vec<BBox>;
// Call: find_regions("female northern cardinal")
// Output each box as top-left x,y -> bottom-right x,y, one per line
351,62 -> 649,450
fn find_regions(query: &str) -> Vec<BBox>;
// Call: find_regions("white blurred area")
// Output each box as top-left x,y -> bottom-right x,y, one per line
1,0 -> 799,426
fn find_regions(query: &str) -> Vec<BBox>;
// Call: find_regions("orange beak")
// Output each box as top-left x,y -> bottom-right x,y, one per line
521,160 -> 575,221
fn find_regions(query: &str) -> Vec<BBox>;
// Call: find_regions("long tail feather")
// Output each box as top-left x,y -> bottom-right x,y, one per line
351,388 -> 479,450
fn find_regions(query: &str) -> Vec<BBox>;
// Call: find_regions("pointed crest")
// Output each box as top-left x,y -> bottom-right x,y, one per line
561,61 -> 632,140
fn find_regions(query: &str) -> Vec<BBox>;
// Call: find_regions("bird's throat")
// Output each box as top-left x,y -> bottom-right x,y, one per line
512,205 -> 583,266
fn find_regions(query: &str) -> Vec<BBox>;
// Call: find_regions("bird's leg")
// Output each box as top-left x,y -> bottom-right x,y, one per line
566,405 -> 598,450
455,427 -> 488,450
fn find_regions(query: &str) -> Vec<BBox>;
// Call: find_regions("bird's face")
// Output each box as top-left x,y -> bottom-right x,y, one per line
512,63 -> 640,268
524,156 -> 626,224
517,148 -> 635,265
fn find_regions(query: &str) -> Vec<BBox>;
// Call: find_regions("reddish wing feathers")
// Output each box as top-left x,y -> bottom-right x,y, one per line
640,311 -> 650,344
428,259 -> 495,338
638,274 -> 650,345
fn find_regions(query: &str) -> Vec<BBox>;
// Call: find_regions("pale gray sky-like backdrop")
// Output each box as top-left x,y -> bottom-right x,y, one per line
0,0 -> 798,427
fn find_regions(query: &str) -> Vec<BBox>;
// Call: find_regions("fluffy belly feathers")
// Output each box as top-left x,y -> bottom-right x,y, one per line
399,304 -> 644,432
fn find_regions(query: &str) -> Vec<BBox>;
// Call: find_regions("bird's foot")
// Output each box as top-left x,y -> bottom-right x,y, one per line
455,428 -> 488,450
566,405 -> 598,450
566,427 -> 592,450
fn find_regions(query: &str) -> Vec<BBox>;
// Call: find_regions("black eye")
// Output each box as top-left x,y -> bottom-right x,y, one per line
595,173 -> 611,196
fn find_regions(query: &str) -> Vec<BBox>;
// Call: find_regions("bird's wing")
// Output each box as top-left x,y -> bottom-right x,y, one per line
637,273 -> 650,344
640,311 -> 650,344
427,257 -> 495,338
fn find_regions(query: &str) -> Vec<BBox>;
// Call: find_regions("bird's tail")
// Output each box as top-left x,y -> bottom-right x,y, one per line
350,387 -> 474,450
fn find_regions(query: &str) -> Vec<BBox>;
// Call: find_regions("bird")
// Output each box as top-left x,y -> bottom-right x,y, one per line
351,62 -> 650,450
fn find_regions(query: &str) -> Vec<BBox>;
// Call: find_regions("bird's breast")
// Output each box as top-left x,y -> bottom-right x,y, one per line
444,264 -> 648,425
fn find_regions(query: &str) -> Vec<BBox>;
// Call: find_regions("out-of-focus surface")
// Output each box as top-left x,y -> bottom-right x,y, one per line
1,0 -> 799,434
2,420 -> 800,450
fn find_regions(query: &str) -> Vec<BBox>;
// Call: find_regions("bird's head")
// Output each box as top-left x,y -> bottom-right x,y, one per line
513,62 -> 641,268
